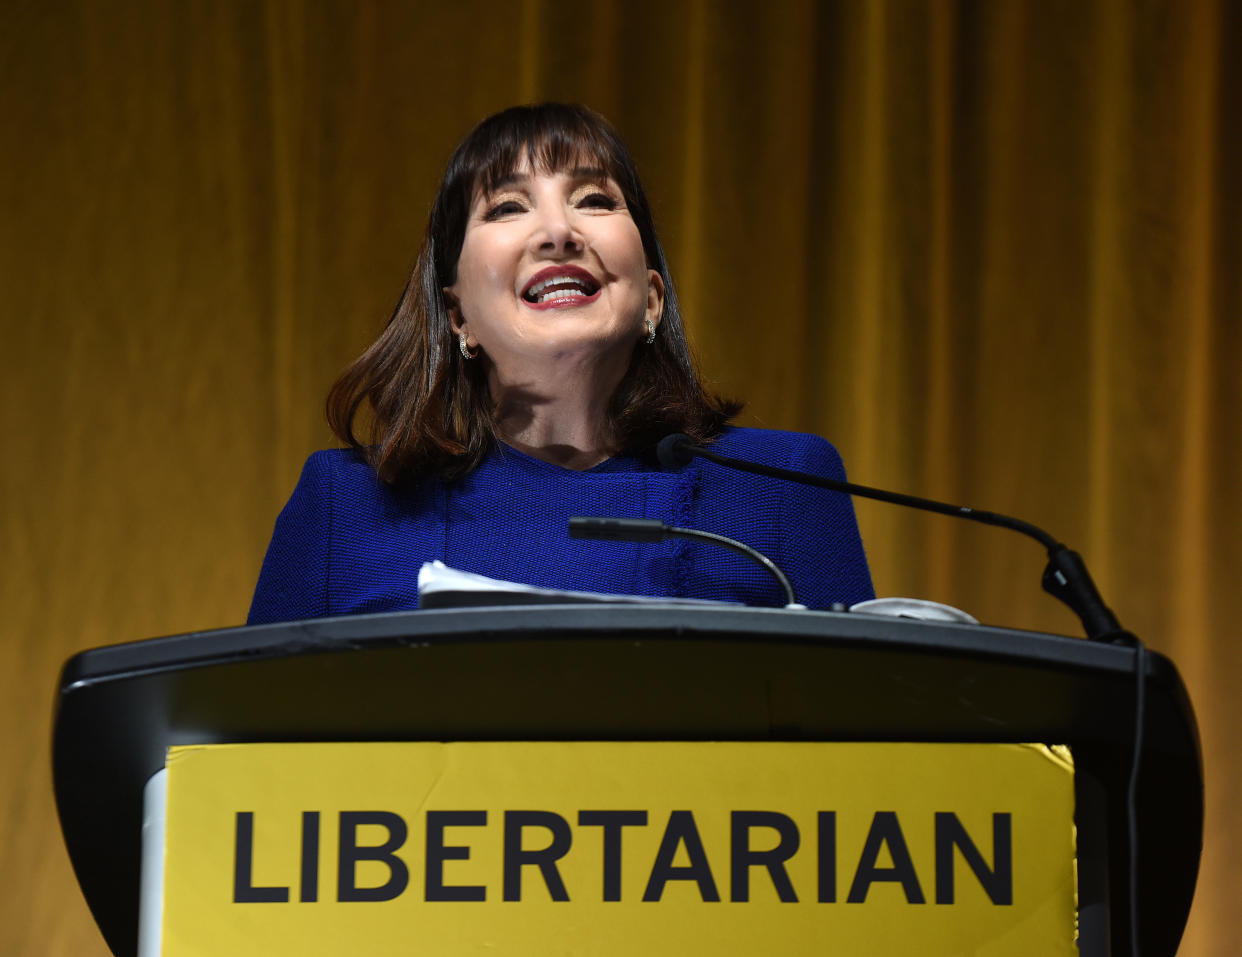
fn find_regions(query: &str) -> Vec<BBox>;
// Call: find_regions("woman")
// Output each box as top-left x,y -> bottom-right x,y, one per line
248,104 -> 872,624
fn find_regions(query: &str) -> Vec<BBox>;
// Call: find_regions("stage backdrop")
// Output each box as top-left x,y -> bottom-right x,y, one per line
2,2 -> 1236,954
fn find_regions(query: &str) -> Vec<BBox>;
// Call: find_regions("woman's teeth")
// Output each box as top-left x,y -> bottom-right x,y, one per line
524,276 -> 595,302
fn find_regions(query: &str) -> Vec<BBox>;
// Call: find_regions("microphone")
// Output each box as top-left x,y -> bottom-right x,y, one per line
568,517 -> 804,609
657,434 -> 1127,642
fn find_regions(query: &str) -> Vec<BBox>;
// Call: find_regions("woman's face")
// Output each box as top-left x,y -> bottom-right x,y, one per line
445,162 -> 663,381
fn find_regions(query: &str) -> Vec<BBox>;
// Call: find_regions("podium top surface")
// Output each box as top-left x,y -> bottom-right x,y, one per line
53,604 -> 1201,957
60,601 -> 1152,684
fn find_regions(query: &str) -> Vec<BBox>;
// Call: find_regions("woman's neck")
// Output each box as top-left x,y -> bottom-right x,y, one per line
488,357 -> 625,470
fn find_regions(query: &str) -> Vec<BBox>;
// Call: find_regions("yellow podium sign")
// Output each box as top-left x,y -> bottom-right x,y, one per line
160,741 -> 1076,955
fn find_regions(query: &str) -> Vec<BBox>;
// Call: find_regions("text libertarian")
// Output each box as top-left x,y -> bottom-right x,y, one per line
234,809 -> 1013,905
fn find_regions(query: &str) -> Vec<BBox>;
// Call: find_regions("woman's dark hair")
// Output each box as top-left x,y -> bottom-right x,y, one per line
327,102 -> 740,484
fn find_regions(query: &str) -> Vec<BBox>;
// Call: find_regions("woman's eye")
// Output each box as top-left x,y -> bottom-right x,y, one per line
483,200 -> 525,220
578,192 -> 618,210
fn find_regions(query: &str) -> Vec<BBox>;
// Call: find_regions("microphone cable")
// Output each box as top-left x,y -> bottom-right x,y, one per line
1125,636 -> 1147,957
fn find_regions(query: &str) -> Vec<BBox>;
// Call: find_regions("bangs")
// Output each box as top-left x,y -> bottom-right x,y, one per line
468,111 -> 630,198
442,104 -> 638,206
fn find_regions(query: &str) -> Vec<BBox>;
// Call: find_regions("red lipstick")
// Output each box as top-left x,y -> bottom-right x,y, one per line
521,265 -> 602,309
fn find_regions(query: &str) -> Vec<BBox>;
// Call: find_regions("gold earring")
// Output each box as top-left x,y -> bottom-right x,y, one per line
459,332 -> 478,359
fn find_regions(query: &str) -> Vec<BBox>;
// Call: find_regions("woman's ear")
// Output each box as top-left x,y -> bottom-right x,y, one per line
443,287 -> 465,335
646,270 -> 665,330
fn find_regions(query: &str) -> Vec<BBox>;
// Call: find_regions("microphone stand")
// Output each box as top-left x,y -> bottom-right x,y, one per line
568,517 -> 803,608
658,435 -> 1130,643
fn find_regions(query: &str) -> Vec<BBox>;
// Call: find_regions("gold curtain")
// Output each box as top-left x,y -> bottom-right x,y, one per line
2,1 -> 1236,953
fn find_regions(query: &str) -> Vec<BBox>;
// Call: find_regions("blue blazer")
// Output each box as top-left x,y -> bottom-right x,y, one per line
248,427 -> 874,623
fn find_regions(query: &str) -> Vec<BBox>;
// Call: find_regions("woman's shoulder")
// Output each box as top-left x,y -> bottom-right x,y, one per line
711,426 -> 846,474
294,447 -> 385,488
280,448 -> 406,519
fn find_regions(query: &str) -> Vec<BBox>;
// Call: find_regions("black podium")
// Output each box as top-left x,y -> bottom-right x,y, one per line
53,605 -> 1201,956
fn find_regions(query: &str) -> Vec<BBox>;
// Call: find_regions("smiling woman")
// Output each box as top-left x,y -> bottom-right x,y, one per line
247,104 -> 874,623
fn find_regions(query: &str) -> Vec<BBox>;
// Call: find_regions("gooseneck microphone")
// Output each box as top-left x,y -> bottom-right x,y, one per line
656,433 -> 1127,642
568,517 -> 803,608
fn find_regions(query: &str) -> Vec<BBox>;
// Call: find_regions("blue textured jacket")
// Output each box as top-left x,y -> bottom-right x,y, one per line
247,427 -> 873,623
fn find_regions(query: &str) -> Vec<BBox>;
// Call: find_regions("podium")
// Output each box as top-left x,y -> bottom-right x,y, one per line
53,605 -> 1202,956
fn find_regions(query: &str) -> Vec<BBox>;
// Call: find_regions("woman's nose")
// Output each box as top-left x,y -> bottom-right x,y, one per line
531,205 -> 583,256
